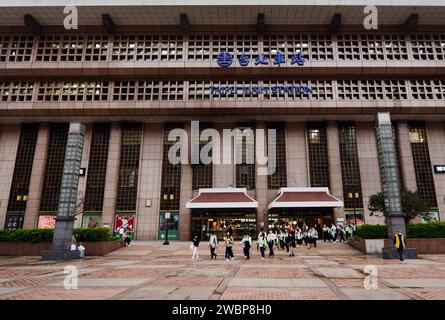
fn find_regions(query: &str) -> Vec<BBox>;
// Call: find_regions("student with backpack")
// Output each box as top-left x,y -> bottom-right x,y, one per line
257,229 -> 267,260
240,233 -> 252,260
209,232 -> 218,260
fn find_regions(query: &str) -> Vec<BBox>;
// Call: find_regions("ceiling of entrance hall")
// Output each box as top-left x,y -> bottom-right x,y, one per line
0,1 -> 444,26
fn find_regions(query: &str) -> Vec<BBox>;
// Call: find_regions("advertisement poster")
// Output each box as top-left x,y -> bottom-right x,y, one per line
158,212 -> 179,240
115,215 -> 135,232
38,215 -> 56,229
345,211 -> 364,225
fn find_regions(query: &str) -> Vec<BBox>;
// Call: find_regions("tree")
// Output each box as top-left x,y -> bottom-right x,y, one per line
368,190 -> 431,224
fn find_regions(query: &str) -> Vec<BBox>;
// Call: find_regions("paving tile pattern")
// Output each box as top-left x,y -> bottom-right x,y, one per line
0,241 -> 444,300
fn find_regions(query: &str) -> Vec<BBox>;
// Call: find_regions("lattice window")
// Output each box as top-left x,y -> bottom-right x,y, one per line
337,80 -> 407,100
307,122 -> 330,188
410,80 -> 445,100
40,123 -> 69,212
337,34 -> 361,60
116,123 -> 142,212
0,35 -> 33,62
235,123 -> 256,190
267,122 -> 287,189
0,81 -> 34,102
338,122 -> 363,209
383,34 -> 408,60
37,81 -> 109,102
112,34 -> 183,61
411,34 -> 445,61
84,123 -> 111,212
7,124 -> 39,213
408,122 -> 437,206
263,34 -> 333,62
188,81 -> 212,100
160,123 -> 182,211
36,35 -> 108,62
113,80 -> 183,101
187,34 -> 259,61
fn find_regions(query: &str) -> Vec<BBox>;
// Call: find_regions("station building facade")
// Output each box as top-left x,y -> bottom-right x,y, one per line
0,1 -> 444,240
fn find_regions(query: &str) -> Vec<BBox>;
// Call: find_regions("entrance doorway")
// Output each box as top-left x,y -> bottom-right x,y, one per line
267,209 -> 334,239
191,210 -> 256,240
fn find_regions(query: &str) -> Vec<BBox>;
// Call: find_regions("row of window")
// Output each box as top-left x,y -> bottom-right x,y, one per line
4,121 -> 438,221
1,79 -> 444,102
1,33 -> 444,63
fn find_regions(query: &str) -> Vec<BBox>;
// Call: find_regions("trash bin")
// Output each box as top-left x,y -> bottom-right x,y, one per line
77,245 -> 85,258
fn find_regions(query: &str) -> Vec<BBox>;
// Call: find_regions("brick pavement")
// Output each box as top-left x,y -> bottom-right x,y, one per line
0,241 -> 444,300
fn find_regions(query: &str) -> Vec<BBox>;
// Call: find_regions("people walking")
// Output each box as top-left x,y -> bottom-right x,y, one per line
345,224 -> 351,240
267,230 -> 276,256
279,229 -> 286,250
286,231 -> 296,257
323,225 -> 329,242
295,228 -> 303,248
257,230 -> 267,260
339,225 -> 346,242
312,227 -> 318,248
240,233 -> 252,260
209,232 -> 218,260
224,232 -> 235,261
394,230 -> 406,261
330,224 -> 337,242
191,235 -> 200,259
284,230 -> 290,252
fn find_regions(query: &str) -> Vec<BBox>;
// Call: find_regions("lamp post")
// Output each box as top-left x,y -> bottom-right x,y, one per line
347,191 -> 360,229
163,211 -> 170,245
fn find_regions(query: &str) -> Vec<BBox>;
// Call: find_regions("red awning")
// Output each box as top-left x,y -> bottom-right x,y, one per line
186,188 -> 258,209
268,187 -> 343,209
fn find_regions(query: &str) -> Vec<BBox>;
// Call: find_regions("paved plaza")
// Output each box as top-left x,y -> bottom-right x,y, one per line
1,241 -> 445,300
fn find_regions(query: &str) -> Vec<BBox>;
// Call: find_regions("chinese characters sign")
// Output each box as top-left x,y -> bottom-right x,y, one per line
217,51 -> 305,68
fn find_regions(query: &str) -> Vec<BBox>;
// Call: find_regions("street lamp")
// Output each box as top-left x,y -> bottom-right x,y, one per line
163,212 -> 170,245
347,191 -> 360,228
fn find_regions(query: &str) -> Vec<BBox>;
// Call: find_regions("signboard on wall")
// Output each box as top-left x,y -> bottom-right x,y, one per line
433,165 -> 445,173
115,215 -> 135,233
158,211 -> 179,240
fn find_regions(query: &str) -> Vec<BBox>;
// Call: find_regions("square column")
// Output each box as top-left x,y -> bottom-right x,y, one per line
24,123 -> 50,229
102,122 -> 121,229
74,124 -> 92,228
179,122 -> 193,241
285,122 -> 308,187
256,121 -> 268,233
136,123 -> 163,240
326,121 -> 344,220
0,125 -> 21,229
356,122 -> 383,224
426,122 -> 445,221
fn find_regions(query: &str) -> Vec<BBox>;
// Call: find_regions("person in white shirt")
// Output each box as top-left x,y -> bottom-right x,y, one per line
209,232 -> 218,260
240,233 -> 252,260
330,224 -> 337,242
295,228 -> 303,248
257,230 -> 267,260
267,230 -> 275,256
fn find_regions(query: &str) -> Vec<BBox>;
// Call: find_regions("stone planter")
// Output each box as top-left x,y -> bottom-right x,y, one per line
349,238 -> 445,255
0,240 -> 124,256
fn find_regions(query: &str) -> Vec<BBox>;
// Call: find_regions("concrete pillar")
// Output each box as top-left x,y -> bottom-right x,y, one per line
426,122 -> 445,221
256,121 -> 268,234
24,123 -> 50,229
136,123 -> 163,240
0,125 -> 21,229
356,122 -> 383,224
397,121 -> 417,192
74,124 -> 92,228
102,122 -> 121,229
286,122 -> 308,187
179,122 -> 193,241
326,121 -> 344,220
213,123 -> 235,188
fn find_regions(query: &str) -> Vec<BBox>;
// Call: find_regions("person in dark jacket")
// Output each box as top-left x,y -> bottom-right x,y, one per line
191,235 -> 200,260
394,231 -> 406,261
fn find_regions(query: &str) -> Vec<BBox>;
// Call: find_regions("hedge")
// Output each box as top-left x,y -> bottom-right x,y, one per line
356,222 -> 445,239
0,228 -> 116,243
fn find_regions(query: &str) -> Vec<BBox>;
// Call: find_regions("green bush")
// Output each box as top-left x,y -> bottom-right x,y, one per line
356,224 -> 388,239
356,222 -> 445,239
0,228 -> 114,243
407,222 -> 445,238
